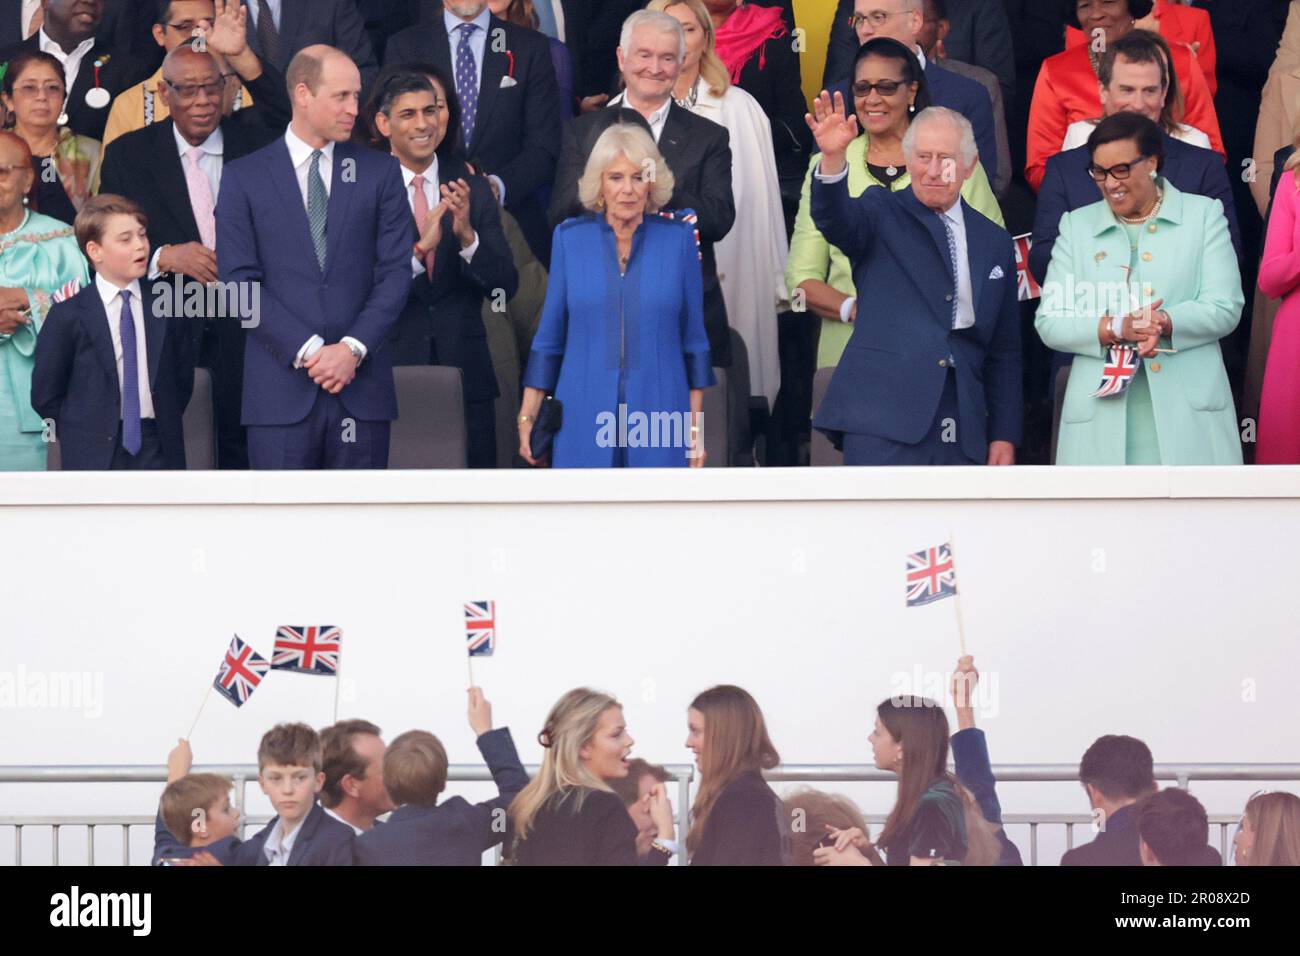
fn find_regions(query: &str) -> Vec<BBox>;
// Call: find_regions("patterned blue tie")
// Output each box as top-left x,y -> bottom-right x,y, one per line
940,212 -> 959,330
118,289 -> 142,455
308,149 -> 327,270
455,23 -> 479,148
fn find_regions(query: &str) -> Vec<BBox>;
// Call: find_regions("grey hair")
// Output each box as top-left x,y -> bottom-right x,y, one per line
902,106 -> 978,168
619,9 -> 687,63
577,123 -> 676,214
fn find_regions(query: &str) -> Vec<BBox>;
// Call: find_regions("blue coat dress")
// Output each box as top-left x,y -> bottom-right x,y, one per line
523,214 -> 716,467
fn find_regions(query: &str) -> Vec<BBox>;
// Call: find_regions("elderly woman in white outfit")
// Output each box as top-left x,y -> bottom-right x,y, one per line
647,0 -> 789,413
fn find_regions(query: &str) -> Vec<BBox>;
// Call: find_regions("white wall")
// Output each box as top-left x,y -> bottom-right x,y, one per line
2,468 -> 1298,865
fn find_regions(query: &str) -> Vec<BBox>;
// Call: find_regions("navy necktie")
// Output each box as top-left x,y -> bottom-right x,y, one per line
456,23 -> 480,148
118,289 -> 142,455
308,149 -> 328,269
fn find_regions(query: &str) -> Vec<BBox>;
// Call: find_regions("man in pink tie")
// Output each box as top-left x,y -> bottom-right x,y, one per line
98,43 -> 290,468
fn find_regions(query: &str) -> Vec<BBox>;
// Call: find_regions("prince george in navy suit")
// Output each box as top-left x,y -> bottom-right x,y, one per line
808,97 -> 1021,465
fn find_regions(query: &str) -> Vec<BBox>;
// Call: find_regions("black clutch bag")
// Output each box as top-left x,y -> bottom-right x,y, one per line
529,396 -> 563,463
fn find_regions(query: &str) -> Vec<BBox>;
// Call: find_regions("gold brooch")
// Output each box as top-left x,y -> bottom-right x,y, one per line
1094,251 -> 1107,263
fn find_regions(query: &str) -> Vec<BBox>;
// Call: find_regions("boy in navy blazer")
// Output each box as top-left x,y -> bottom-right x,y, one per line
32,195 -> 195,470
353,688 -> 528,865
152,739 -> 242,866
232,723 -> 356,866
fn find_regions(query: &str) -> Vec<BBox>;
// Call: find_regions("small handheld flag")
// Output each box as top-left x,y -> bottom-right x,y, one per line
272,626 -> 342,675
906,543 -> 957,607
465,601 -> 495,657
1090,346 -> 1141,398
51,278 -> 82,304
213,635 -> 271,708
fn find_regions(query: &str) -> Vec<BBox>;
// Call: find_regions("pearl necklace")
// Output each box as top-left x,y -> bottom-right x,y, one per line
1118,187 -> 1164,225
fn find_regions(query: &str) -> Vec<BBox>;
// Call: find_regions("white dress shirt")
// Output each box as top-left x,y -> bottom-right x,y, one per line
400,158 -> 479,276
813,162 -> 975,333
551,0 -> 566,43
323,806 -> 365,836
262,814 -> 304,866
608,92 -> 672,143
22,0 -> 41,37
95,274 -> 155,420
39,28 -> 95,102
444,7 -> 490,93
149,124 -> 225,278
283,127 -> 367,365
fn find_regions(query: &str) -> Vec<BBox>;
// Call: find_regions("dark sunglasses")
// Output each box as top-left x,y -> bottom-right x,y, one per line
1087,156 -> 1150,182
852,79 -> 908,97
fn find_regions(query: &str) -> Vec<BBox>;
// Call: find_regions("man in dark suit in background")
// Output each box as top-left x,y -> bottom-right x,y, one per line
1061,734 -> 1157,866
825,0 -> 1014,110
384,1 -> 559,264
0,0 -> 43,47
356,0 -> 422,64
244,0 -> 378,90
375,69 -> 517,468
808,97 -> 1021,466
98,39 -> 289,469
216,44 -> 411,469
549,9 -> 734,367
0,0 -> 151,140
821,0 -> 1000,189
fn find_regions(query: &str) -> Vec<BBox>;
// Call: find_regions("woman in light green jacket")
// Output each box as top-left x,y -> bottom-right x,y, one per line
786,38 -> 1003,370
1035,112 -> 1243,465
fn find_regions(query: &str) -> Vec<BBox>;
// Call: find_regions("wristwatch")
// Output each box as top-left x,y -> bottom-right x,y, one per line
344,340 -> 364,362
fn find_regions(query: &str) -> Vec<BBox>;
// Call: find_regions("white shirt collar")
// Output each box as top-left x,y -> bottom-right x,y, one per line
444,7 -> 490,38
38,27 -> 94,61
940,196 -> 965,224
323,806 -> 365,836
285,126 -> 335,170
398,157 -> 439,190
610,91 -> 672,127
263,814 -> 306,864
95,274 -> 142,307
173,122 -> 224,158
915,46 -> 928,70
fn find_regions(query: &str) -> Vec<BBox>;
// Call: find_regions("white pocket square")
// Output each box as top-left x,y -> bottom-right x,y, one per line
500,75 -> 518,88
988,265 -> 1005,279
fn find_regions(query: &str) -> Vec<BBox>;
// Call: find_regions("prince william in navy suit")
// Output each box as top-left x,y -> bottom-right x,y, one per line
809,97 -> 1021,466
216,44 -> 412,469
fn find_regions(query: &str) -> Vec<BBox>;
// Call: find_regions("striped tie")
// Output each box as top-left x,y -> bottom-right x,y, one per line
940,212 -> 959,330
256,0 -> 280,65
118,290 -> 142,456
308,149 -> 327,270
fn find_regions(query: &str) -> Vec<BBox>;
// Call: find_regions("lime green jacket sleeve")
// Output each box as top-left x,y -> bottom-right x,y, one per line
785,153 -> 833,295
960,160 -> 1004,228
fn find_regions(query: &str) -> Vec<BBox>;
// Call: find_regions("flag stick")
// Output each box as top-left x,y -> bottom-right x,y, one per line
948,532 -> 969,658
333,644 -> 343,724
187,685 -> 211,740
467,653 -> 476,688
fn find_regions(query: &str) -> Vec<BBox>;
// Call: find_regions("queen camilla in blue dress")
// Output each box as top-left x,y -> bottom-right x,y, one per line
519,124 -> 715,468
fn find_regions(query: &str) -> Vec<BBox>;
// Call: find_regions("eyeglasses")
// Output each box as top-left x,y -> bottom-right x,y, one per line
851,10 -> 906,29
852,79 -> 908,97
11,81 -> 65,100
164,78 -> 225,101
1086,156 -> 1149,182
0,163 -> 28,181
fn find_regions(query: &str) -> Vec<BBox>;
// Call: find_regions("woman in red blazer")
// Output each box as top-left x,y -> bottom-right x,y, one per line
1026,0 -> 1223,191
1065,0 -> 1217,95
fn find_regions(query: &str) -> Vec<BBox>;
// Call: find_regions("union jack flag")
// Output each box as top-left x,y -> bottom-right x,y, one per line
657,208 -> 702,260
906,543 -> 957,607
51,278 -> 81,304
1090,346 -> 1141,398
213,635 -> 271,707
271,626 -> 341,675
1012,234 -> 1041,301
465,601 -> 495,657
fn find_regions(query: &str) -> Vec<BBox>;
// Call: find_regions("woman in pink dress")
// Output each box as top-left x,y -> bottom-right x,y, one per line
1257,152 -> 1300,464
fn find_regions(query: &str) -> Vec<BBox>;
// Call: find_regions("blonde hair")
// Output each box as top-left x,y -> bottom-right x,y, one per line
1242,791 -> 1300,866
645,0 -> 730,98
508,688 -> 623,839
577,124 -> 675,213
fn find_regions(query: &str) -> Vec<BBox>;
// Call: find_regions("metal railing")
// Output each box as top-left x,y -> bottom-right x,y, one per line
3,762 -> 1297,866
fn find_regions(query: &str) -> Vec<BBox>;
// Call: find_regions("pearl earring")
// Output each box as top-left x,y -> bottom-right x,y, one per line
1149,170 -> 1157,180
908,103 -> 915,113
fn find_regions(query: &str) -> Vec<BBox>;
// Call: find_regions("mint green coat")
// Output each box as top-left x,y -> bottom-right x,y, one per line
1035,181 -> 1244,465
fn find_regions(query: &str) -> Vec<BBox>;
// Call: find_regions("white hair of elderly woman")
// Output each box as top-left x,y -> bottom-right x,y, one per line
619,9 -> 687,62
577,123 -> 676,214
902,106 -> 978,169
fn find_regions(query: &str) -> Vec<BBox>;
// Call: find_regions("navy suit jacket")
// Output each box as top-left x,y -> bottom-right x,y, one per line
950,728 -> 1023,866
216,138 -> 413,427
830,59 -> 999,189
810,173 -> 1022,460
151,811 -> 241,866
353,727 -> 528,866
244,0 -> 378,90
232,801 -> 355,866
1030,133 -> 1242,284
384,13 -> 560,256
31,282 -> 195,470
392,155 -> 516,404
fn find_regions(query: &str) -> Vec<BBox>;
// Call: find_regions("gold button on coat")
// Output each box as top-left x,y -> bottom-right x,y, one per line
1141,252 -> 1153,262
1151,362 -> 1161,372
